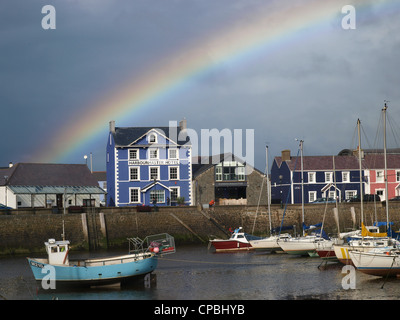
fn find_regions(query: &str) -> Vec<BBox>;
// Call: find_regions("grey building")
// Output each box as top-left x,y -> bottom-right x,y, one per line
0,163 -> 106,209
192,153 -> 267,206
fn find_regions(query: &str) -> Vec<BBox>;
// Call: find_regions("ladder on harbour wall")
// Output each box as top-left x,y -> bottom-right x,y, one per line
87,211 -> 99,250
84,210 -> 108,251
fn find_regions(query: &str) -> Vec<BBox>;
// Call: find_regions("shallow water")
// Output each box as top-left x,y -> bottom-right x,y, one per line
0,245 -> 399,300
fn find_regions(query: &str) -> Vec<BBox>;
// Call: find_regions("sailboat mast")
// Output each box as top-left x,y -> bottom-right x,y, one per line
62,188 -> 66,241
332,155 -> 340,236
383,102 -> 389,227
299,139 -> 305,236
357,119 -> 364,226
266,145 -> 272,235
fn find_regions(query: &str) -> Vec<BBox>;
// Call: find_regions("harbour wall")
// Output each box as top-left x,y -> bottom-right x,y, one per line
0,202 -> 398,254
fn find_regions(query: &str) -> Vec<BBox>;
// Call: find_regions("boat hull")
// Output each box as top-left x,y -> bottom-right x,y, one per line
210,240 -> 253,252
349,250 -> 400,277
333,239 -> 394,265
249,237 -> 281,252
316,249 -> 337,260
279,241 -> 317,256
333,245 -> 354,265
279,238 -> 332,256
27,253 -> 158,286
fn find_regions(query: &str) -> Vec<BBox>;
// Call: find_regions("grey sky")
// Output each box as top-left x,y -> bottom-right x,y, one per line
1,0 -> 400,172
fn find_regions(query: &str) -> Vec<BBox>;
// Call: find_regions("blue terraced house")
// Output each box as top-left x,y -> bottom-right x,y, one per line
270,149 -> 365,204
106,119 -> 192,207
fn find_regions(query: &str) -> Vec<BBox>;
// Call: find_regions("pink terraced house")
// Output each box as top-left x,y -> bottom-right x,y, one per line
364,153 -> 400,201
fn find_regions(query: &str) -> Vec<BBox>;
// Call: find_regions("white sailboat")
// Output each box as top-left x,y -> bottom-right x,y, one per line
249,146 -> 292,252
335,105 -> 398,265
346,103 -> 400,272
278,140 -> 332,256
349,247 -> 400,277
279,224 -> 333,257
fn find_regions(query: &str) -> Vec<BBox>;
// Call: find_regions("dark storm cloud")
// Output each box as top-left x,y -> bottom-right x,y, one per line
0,0 -> 399,171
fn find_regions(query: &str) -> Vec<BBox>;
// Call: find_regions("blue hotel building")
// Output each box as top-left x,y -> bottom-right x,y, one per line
106,120 -> 192,207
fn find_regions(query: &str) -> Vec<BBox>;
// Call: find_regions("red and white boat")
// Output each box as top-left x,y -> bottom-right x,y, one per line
209,227 -> 258,252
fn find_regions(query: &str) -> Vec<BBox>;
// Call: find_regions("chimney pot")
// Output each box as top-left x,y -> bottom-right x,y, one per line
281,150 -> 291,161
109,120 -> 116,134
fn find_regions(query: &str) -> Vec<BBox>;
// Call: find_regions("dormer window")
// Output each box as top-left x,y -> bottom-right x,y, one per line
148,133 -> 157,144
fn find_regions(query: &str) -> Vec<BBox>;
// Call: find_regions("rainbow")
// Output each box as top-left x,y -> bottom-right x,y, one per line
33,0 -> 394,164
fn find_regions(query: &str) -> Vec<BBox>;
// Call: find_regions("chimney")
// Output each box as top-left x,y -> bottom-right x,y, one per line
178,118 -> 187,141
353,147 -> 364,159
109,120 -> 116,134
281,150 -> 291,162
179,118 -> 187,131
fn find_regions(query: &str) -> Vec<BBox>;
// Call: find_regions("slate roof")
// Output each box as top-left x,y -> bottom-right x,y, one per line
275,154 -> 400,171
113,126 -> 190,147
92,171 -> 106,182
0,163 -> 100,187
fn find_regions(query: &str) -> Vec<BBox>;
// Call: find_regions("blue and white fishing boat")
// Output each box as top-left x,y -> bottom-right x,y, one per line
27,233 -> 175,287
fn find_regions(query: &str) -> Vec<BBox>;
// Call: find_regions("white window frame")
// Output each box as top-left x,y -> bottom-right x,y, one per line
169,166 -> 179,180
328,191 -> 336,199
376,189 -> 385,199
396,170 -> 400,182
150,189 -> 165,203
308,172 -> 316,184
130,167 -> 140,181
237,166 -> 245,181
149,166 -> 160,180
325,172 -> 333,183
170,187 -> 180,202
129,149 -> 139,160
215,165 -> 222,181
342,171 -> 350,183
168,148 -> 179,160
345,190 -> 357,200
129,187 -> 141,203
149,148 -> 159,159
148,133 -> 157,144
376,170 -> 384,183
308,191 -> 317,203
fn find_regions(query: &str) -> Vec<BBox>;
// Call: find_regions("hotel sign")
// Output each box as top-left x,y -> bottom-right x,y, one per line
128,160 -> 180,166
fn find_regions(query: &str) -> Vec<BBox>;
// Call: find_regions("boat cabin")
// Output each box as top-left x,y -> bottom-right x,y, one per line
45,239 -> 70,265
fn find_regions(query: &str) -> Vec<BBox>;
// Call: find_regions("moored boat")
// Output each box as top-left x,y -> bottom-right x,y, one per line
316,239 -> 342,260
279,235 -> 332,257
27,233 -> 175,287
349,248 -> 400,277
209,227 -> 260,252
316,247 -> 337,260
333,223 -> 397,265
249,233 -> 291,253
